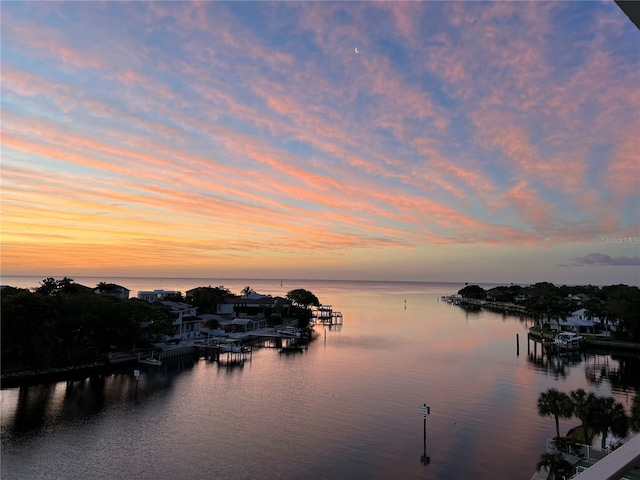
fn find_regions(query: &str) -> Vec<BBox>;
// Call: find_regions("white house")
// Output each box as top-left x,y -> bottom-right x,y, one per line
554,308 -> 597,334
156,300 -> 199,339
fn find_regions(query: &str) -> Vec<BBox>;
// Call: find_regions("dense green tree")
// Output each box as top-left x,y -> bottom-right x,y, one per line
538,388 -> 573,438
486,285 -> 523,303
294,307 -> 313,330
1,285 -> 176,371
286,289 -> 320,309
603,285 -> 640,340
457,285 -> 486,300
186,286 -> 231,314
593,396 -> 629,449
121,298 -> 174,345
569,389 -> 599,445
35,277 -> 59,296
535,453 -> 574,480
1,289 -> 58,368
57,293 -> 104,362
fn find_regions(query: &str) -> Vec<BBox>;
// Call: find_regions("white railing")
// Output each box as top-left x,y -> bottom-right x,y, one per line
546,439 -> 610,461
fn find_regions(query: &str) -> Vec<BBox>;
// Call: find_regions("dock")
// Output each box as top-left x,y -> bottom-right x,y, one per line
527,330 -> 585,354
441,295 -> 529,315
312,305 -> 343,326
146,325 -> 316,365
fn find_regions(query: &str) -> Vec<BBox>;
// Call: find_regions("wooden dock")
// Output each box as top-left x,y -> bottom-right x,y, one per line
312,305 -> 343,326
441,295 -> 529,316
527,330 -> 585,355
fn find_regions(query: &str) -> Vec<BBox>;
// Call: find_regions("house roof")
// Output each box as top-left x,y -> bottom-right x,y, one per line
222,294 -> 291,306
157,300 -> 196,312
559,317 -> 593,328
232,318 -> 255,325
199,313 -> 231,322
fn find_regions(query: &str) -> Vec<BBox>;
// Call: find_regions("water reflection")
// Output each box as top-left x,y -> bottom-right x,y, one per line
1,360 -> 201,440
584,353 -> 640,394
529,350 -> 586,378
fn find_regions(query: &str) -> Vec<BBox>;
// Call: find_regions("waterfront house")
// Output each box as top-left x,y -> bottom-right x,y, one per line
231,317 -> 267,332
217,293 -> 291,318
553,308 -> 597,334
198,313 -> 230,337
94,283 -> 130,299
203,315 -> 267,334
138,289 -> 181,302
153,300 -> 200,339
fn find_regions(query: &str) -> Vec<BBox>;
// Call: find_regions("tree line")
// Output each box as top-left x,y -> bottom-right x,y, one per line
1,278 -> 322,372
457,282 -> 640,340
2,278 -> 174,371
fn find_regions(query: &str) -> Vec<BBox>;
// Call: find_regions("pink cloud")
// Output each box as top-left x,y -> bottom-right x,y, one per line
605,130 -> 640,199
3,19 -> 104,70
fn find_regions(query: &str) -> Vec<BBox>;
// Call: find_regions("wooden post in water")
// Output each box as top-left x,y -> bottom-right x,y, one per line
420,404 -> 430,466
516,333 -> 519,356
133,369 -> 140,402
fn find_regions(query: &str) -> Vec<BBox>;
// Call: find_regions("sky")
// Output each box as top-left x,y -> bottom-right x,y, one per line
1,1 -> 639,286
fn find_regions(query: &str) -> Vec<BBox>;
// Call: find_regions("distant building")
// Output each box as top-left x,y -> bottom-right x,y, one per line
94,283 -> 130,299
217,292 -> 291,317
138,289 -> 180,302
567,293 -> 604,305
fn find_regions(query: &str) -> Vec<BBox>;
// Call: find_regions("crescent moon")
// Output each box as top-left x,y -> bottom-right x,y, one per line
355,47 -> 359,54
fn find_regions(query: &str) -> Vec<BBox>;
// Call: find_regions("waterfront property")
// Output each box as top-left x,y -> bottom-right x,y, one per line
549,308 -> 599,334
93,283 -> 130,299
138,289 -> 181,302
151,300 -> 200,340
215,292 -> 292,317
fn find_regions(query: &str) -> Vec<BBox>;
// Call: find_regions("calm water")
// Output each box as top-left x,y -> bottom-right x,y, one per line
2,277 -> 639,480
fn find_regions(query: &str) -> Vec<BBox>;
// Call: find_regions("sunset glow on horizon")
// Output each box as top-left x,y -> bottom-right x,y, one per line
1,1 -> 639,285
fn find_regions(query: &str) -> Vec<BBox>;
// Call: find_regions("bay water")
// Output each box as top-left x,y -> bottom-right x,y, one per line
1,277 -> 638,479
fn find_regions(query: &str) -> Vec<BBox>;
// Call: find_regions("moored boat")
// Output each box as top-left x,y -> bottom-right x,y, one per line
554,332 -> 584,349
139,352 -> 162,365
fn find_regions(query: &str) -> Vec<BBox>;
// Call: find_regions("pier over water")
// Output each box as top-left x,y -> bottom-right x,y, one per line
312,305 -> 343,326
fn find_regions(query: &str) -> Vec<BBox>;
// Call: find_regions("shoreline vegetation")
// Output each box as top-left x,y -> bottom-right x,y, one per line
1,277 -> 320,388
2,278 -> 639,388
445,281 -> 640,341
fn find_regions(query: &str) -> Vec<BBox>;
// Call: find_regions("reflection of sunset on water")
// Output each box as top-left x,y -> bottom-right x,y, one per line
1,280 -> 638,479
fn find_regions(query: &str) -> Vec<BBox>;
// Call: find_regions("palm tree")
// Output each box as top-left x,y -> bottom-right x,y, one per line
535,453 -> 574,480
538,388 -> 573,438
570,388 -> 598,445
241,286 -> 255,297
594,396 -> 629,450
